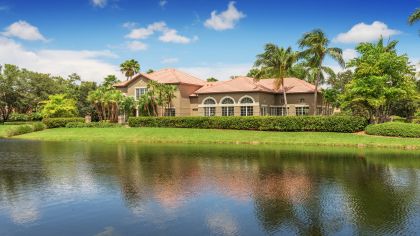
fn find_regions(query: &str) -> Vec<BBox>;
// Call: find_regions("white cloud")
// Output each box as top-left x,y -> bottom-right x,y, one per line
2,21 -> 47,41
91,0 -> 107,8
179,63 -> 251,80
127,40 -> 148,51
342,48 -> 358,62
159,29 -> 195,44
0,36 -> 121,83
125,21 -> 196,44
334,21 -> 401,43
125,21 -> 167,39
122,21 -> 137,29
161,57 -> 179,64
159,0 -> 167,8
204,1 -> 245,31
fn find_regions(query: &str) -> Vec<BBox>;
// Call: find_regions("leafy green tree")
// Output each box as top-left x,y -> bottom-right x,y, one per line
0,64 -> 26,121
341,39 -> 417,123
120,59 -> 140,80
41,94 -> 78,118
146,69 -> 154,74
206,77 -> 218,82
298,29 -> 345,115
254,44 -> 298,115
102,75 -> 120,89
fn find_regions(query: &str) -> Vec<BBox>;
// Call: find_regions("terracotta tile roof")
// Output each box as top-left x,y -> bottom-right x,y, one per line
258,78 -> 318,93
195,76 -> 318,94
114,68 -> 205,87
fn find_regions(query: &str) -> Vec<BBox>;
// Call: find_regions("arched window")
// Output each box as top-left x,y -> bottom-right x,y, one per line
203,98 -> 216,105
203,97 -> 216,116
239,96 -> 254,116
221,97 -> 235,116
221,97 -> 234,104
240,97 -> 254,104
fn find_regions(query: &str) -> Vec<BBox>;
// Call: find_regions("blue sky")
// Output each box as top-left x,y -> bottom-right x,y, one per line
0,0 -> 419,82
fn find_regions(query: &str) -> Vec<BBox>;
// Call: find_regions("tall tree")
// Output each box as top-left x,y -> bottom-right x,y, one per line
341,39 -> 416,123
102,75 -> 120,89
120,59 -> 140,80
298,29 -> 345,115
254,44 -> 298,115
40,94 -> 78,118
0,64 -> 24,121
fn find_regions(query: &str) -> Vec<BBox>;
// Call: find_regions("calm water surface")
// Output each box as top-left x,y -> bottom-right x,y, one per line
0,140 -> 420,235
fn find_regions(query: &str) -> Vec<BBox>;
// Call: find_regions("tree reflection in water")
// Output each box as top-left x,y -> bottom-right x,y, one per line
0,140 -> 419,235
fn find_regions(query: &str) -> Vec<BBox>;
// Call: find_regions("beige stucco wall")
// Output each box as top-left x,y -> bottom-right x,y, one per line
116,77 -> 326,117
195,92 -> 325,116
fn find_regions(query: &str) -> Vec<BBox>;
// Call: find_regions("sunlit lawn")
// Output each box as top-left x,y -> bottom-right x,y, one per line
14,127 -> 420,149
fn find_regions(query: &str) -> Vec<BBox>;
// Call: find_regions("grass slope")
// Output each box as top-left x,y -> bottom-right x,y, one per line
14,127 -> 420,149
0,125 -> 19,138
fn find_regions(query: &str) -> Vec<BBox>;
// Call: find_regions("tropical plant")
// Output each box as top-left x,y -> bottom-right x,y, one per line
40,94 -> 78,118
298,29 -> 345,115
206,77 -> 218,82
408,8 -> 420,25
341,39 -> 417,123
120,59 -> 140,80
254,44 -> 298,115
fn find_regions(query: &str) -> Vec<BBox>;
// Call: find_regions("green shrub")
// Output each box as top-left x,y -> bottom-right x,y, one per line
42,117 -> 84,128
5,125 -> 34,137
3,122 -> 35,125
28,113 -> 43,121
65,122 -> 123,128
391,116 -> 407,123
32,122 -> 47,131
413,119 -> 420,124
365,122 -> 420,138
128,116 -> 368,133
8,113 -> 29,122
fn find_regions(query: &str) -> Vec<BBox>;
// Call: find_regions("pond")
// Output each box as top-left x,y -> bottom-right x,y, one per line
0,140 -> 420,235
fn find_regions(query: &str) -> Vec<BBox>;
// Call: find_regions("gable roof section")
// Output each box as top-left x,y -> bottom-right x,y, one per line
195,76 -> 318,94
113,68 -> 205,88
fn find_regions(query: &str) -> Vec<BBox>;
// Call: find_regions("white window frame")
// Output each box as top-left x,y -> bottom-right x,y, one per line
260,105 -> 268,116
135,87 -> 148,100
270,106 -> 289,116
164,107 -> 176,117
202,97 -> 217,116
239,96 -> 254,117
296,105 -> 310,116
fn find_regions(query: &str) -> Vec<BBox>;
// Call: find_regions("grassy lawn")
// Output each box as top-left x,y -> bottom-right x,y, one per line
14,127 -> 420,149
0,125 -> 19,138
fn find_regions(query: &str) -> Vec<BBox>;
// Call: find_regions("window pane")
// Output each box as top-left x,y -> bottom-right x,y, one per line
164,108 -> 175,116
222,107 -> 234,116
204,107 -> 216,116
204,98 -> 216,105
241,106 -> 253,116
240,97 -> 253,104
221,98 -> 234,104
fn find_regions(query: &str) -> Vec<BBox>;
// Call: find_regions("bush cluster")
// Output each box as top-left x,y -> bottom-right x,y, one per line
365,122 -> 420,138
42,117 -> 84,128
5,122 -> 46,137
128,116 -> 368,133
65,122 -> 123,128
7,113 -> 43,122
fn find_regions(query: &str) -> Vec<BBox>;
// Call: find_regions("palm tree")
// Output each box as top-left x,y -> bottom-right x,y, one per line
254,44 -> 298,115
298,29 -> 345,115
409,8 -> 420,25
162,85 -> 177,115
120,59 -> 140,80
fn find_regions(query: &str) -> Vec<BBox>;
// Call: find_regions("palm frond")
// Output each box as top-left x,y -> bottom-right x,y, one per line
408,8 -> 420,25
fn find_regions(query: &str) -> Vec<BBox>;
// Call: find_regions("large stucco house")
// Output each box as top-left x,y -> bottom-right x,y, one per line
114,68 -> 331,117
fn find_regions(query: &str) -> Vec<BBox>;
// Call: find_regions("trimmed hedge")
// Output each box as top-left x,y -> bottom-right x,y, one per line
128,116 -> 368,133
42,117 -> 84,128
66,122 -> 123,128
8,112 -> 43,122
5,122 -> 46,137
365,122 -> 420,138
